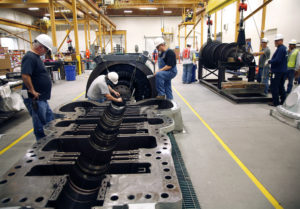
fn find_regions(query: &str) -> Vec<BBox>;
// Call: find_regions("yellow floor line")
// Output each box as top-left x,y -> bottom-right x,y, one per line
0,91 -> 86,156
72,91 -> 86,101
173,87 -> 283,209
0,129 -> 33,155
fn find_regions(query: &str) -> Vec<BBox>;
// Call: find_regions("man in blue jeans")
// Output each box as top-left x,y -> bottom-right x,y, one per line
181,43 -> 195,84
154,38 -> 177,100
21,34 -> 54,140
268,34 -> 288,106
253,38 -> 270,83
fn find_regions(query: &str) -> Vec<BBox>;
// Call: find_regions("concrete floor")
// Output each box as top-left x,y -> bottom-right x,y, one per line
0,65 -> 300,209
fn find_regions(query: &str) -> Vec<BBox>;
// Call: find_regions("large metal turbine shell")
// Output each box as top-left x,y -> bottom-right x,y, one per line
86,54 -> 157,101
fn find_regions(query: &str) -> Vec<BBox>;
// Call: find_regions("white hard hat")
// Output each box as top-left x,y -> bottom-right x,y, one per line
261,38 -> 268,43
108,72 -> 119,85
274,34 -> 284,41
187,42 -> 192,46
289,39 -> 297,45
35,34 -> 53,51
154,37 -> 165,48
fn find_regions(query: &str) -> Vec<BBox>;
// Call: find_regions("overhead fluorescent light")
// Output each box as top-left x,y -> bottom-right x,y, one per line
139,7 -> 157,10
44,13 -> 50,16
163,11 -> 172,14
28,7 -> 39,11
124,10 -> 133,13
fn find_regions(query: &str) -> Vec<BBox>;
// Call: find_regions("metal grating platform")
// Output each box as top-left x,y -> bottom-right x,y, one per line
169,133 -> 201,209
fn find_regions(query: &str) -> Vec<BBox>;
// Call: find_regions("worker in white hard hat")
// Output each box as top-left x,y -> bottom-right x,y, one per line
268,34 -> 288,106
181,42 -> 196,84
21,34 -> 55,140
253,38 -> 271,94
286,39 -> 300,93
153,37 -> 177,100
87,72 -> 122,103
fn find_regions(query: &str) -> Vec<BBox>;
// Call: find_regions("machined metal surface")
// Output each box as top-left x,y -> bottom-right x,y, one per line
199,40 -> 254,70
0,99 -> 182,209
197,39 -> 273,103
270,86 -> 300,129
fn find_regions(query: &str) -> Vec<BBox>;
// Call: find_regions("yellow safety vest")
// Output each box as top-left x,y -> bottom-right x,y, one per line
287,49 -> 299,68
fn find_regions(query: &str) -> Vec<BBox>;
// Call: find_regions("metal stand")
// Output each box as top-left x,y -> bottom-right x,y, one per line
198,60 -> 272,103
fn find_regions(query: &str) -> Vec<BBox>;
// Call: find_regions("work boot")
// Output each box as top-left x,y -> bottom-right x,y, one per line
156,95 -> 166,99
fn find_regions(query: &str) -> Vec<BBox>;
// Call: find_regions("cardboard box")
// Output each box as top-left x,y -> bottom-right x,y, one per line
0,69 -> 12,76
64,56 -> 73,62
71,53 -> 77,61
0,54 -> 11,70
0,47 -> 8,54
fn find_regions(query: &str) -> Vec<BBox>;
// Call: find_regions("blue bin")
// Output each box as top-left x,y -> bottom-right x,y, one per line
64,65 -> 76,81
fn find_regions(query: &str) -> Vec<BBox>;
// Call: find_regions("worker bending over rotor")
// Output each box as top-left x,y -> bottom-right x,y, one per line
87,72 -> 123,103
154,38 -> 177,100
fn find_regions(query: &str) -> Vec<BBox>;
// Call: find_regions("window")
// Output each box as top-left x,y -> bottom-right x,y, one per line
0,37 -> 18,50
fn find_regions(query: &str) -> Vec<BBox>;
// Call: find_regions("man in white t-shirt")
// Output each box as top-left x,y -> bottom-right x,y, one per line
87,72 -> 122,103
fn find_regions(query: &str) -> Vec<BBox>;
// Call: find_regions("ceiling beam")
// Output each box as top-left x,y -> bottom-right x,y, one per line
0,0 -> 48,8
0,17 -> 43,32
0,27 -> 31,43
54,19 -> 86,25
78,0 -> 98,16
107,4 -> 198,9
106,0 -> 201,8
55,0 -> 116,29
0,4 -> 48,8
83,0 -> 116,29
100,30 -> 127,36
55,0 -> 84,17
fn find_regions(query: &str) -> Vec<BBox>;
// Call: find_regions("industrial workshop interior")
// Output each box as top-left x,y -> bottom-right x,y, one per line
1,0 -> 300,208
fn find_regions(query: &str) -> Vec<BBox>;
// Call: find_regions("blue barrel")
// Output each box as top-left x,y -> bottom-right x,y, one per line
64,65 -> 76,81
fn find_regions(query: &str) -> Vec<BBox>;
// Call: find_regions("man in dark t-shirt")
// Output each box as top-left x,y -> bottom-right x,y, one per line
21,34 -> 54,140
154,38 -> 177,100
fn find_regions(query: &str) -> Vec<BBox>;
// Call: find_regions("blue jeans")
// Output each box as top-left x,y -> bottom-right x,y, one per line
88,96 -> 106,103
182,64 -> 193,83
156,70 -> 177,100
270,72 -> 286,106
23,99 -> 54,140
286,69 -> 295,94
262,66 -> 270,94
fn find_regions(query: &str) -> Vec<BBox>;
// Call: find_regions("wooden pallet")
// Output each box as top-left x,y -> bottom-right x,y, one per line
222,81 -> 265,90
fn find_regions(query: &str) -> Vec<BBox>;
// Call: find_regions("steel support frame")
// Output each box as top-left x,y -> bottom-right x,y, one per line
214,12 -> 217,40
0,17 -> 43,32
49,0 -> 57,47
260,0 -> 267,47
98,17 -> 103,52
201,13 -> 204,46
72,0 -> 81,75
235,0 -> 240,42
57,26 -> 73,52
0,27 -> 31,43
110,27 -> 113,53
